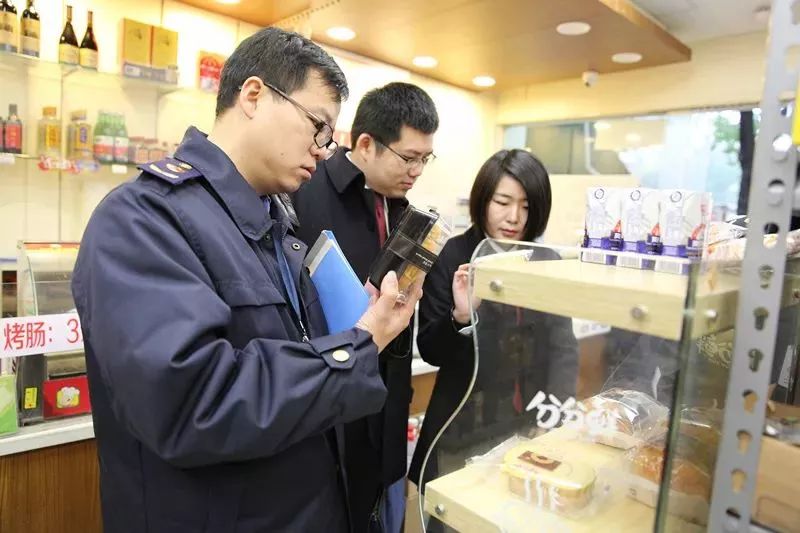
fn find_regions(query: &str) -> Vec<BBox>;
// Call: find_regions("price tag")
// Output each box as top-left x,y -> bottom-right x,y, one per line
0,153 -> 15,165
111,164 -> 127,175
0,313 -> 83,359
572,318 -> 611,340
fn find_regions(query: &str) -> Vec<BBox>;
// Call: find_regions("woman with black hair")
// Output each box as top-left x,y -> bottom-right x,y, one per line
408,150 -> 579,521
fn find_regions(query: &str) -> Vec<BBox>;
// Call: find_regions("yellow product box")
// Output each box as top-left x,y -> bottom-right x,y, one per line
151,26 -> 179,70
121,18 -> 152,67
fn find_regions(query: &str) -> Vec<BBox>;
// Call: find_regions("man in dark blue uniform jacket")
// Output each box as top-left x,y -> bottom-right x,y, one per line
71,28 -> 421,533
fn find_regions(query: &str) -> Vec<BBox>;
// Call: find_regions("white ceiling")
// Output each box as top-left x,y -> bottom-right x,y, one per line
632,0 -> 771,43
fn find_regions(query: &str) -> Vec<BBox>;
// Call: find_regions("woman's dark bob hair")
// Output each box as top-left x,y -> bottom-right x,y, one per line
468,149 -> 552,241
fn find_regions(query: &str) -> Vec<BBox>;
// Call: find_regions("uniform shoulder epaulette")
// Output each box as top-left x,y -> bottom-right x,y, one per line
138,157 -> 202,184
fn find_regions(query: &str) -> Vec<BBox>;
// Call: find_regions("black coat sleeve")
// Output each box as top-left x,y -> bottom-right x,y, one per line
416,242 -> 473,368
72,185 -> 387,469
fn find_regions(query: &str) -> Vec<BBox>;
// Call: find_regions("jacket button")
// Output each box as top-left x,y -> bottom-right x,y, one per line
331,349 -> 350,362
291,243 -> 301,251
265,234 -> 272,241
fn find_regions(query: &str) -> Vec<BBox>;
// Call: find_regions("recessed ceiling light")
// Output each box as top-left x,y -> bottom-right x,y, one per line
612,52 -> 643,64
412,56 -> 438,68
594,121 -> 611,131
625,133 -> 642,144
472,75 -> 496,88
556,21 -> 591,36
326,27 -> 356,41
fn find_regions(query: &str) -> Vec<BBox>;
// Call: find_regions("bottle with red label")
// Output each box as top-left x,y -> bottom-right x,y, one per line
4,104 -> 23,154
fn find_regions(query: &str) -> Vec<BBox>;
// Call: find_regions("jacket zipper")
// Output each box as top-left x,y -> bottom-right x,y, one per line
262,234 -> 310,343
368,487 -> 385,532
298,318 -> 309,343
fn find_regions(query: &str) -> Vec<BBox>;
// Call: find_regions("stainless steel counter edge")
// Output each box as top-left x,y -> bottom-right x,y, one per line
0,361 -> 437,457
0,415 -> 95,457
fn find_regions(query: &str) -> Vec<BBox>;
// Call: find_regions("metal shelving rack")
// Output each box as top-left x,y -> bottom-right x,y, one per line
710,0 -> 800,530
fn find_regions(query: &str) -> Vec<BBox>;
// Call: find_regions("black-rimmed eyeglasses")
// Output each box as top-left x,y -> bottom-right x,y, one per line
375,140 -> 436,170
256,79 -> 338,153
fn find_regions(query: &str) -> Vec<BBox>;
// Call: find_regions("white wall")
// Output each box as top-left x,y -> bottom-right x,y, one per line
321,47 -> 498,218
0,0 -> 497,257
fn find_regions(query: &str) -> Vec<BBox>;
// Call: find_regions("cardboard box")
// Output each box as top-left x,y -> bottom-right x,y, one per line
152,26 -> 179,70
754,435 -> 800,532
618,188 -> 660,270
655,190 -> 711,275
121,18 -> 152,67
582,187 -> 623,265
42,375 -> 92,419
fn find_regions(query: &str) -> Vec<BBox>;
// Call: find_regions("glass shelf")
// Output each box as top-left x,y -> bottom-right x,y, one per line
0,153 -> 139,178
0,50 -> 217,99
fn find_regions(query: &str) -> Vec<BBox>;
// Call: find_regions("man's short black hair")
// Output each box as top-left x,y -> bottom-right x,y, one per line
216,27 -> 348,118
350,82 -> 439,148
469,149 -> 552,241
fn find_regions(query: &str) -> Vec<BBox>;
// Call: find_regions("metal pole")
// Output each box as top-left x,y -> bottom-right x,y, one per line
709,1 -> 800,530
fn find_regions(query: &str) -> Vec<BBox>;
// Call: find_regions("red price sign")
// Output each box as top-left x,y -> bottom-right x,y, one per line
0,313 -> 83,359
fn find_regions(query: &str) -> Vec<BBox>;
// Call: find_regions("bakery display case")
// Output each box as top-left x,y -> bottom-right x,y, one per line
13,241 -> 88,424
416,241 -> 800,532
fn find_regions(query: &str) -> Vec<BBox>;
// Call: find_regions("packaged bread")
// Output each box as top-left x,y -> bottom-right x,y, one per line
502,443 -> 596,514
580,388 -> 669,449
624,407 -> 722,525
368,206 -> 451,303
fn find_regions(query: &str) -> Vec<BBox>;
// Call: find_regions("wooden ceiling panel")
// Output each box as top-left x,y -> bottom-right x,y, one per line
177,0 -> 691,91
177,0 -> 312,25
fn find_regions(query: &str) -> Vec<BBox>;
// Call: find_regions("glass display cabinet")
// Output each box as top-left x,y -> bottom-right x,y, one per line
416,242 -> 799,532
14,241 -> 88,424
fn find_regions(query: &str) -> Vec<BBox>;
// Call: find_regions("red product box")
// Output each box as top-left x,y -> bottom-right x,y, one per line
43,375 -> 92,418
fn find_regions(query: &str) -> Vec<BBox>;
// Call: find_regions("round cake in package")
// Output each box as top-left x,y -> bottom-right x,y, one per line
501,443 -> 596,514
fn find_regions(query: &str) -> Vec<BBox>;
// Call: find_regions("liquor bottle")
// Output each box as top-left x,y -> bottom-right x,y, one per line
0,0 -> 19,53
58,4 -> 78,65
67,109 -> 92,161
4,104 -> 22,154
37,106 -> 60,158
20,0 -> 39,57
79,9 -> 97,69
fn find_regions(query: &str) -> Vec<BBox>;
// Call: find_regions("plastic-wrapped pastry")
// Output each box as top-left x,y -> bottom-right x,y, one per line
368,206 -> 451,303
502,443 -> 596,514
705,225 -> 800,263
628,442 -> 711,499
624,407 -> 723,525
580,388 -> 669,449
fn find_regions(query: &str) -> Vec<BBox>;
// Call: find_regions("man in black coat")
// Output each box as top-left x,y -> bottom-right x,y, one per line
292,82 -> 439,532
